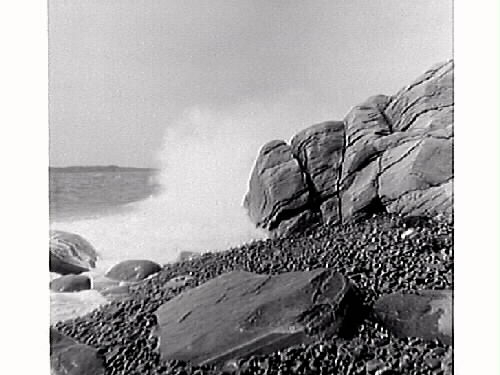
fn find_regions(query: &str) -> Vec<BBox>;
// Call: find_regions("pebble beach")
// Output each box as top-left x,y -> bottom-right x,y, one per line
54,213 -> 453,375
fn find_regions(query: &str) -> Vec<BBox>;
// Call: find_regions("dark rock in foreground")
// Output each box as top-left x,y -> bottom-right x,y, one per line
50,230 -> 98,275
50,328 -> 105,375
50,274 -> 91,293
155,269 -> 360,367
373,290 -> 452,344
105,259 -> 162,282
53,214 -> 453,375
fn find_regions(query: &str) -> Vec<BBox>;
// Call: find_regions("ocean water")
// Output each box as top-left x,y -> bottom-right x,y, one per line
50,169 -> 161,221
49,167 -> 264,323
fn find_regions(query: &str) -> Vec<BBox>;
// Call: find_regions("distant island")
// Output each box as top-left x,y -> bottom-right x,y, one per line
49,165 -> 159,173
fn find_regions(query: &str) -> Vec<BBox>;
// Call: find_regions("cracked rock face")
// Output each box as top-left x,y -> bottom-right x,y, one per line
379,137 -> 452,211
154,269 -> 360,367
290,121 -> 345,198
373,290 -> 452,345
290,121 -> 345,225
243,140 -> 312,234
244,60 -> 453,236
385,60 -> 453,132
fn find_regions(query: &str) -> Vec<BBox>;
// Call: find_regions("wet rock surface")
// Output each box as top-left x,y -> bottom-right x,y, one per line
50,274 -> 92,293
50,327 -> 105,375
50,230 -> 99,275
373,290 -> 452,344
244,61 -> 453,237
155,269 -> 360,366
53,214 -> 453,375
105,259 -> 162,282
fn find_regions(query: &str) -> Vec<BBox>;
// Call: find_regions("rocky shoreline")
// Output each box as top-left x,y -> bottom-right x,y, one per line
243,60 -> 453,238
51,61 -> 454,374
52,213 -> 453,375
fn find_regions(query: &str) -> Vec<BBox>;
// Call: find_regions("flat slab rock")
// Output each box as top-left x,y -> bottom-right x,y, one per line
373,290 -> 452,344
50,328 -> 105,375
154,269 -> 360,367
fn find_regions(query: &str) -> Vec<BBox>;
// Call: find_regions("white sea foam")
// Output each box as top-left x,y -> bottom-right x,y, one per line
50,95 -> 331,323
50,94 -> 329,268
50,290 -> 109,325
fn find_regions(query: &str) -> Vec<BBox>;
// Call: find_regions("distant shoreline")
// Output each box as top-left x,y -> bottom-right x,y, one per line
49,166 -> 159,173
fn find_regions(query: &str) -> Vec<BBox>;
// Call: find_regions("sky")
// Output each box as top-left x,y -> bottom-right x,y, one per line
48,0 -> 452,167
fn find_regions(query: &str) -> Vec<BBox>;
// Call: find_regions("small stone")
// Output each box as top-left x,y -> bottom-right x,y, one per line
425,356 -> 442,370
376,368 -> 397,375
366,359 -> 385,372
401,228 -> 416,239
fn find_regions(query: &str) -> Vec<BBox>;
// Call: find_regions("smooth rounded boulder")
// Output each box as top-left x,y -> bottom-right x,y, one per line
105,259 -> 162,282
373,289 -> 452,344
50,274 -> 91,293
50,230 -> 98,275
50,328 -> 105,375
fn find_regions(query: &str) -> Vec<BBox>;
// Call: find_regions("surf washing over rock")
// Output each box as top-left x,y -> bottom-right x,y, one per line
50,93 -> 336,269
51,61 -> 454,375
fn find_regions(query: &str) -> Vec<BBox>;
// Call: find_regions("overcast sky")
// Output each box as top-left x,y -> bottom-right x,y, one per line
49,0 -> 452,167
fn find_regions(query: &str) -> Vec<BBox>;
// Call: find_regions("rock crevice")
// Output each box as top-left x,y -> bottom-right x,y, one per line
244,61 -> 453,236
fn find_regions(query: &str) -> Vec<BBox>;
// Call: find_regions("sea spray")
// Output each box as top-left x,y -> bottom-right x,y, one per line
50,93 -> 331,267
49,93 -> 332,323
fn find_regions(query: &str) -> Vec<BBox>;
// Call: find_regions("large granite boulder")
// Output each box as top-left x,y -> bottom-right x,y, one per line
154,269 -> 361,367
50,328 -> 105,375
341,94 -> 392,182
50,274 -> 91,293
373,290 -> 452,344
243,140 -> 312,235
384,60 -> 453,132
339,95 -> 391,220
379,137 -> 452,216
290,121 -> 345,224
105,259 -> 162,283
50,231 -> 98,275
244,60 -> 453,236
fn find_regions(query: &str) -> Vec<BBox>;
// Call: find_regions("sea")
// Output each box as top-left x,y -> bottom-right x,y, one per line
49,166 -> 264,324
